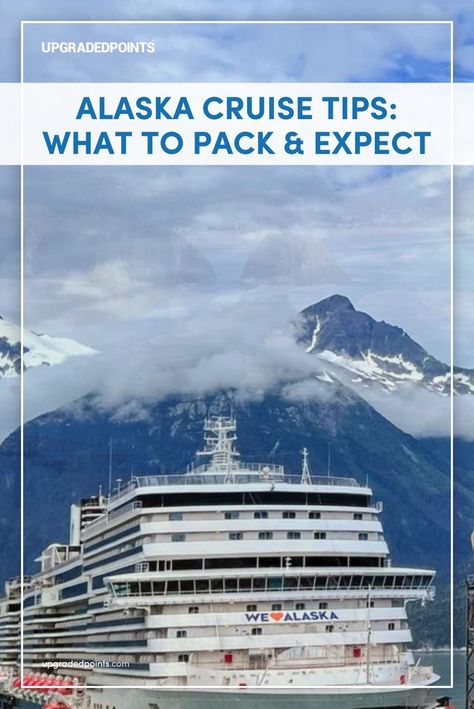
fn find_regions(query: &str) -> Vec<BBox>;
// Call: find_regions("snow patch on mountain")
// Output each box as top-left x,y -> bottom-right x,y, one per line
0,316 -> 97,378
298,294 -> 474,397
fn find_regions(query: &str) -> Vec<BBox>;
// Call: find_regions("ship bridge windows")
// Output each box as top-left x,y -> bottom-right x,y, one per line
309,511 -> 321,519
251,627 -> 263,636
254,511 -> 268,519
109,571 -> 432,598
359,533 -> 369,541
314,532 -> 327,540
283,511 -> 296,519
229,532 -> 243,540
354,513 -> 363,520
258,532 -> 273,540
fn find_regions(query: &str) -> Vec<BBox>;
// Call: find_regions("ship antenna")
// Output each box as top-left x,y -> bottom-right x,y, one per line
108,438 -> 113,496
196,416 -> 240,483
301,447 -> 312,485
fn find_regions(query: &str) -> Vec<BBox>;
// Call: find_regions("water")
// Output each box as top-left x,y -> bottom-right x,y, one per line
417,651 -> 465,708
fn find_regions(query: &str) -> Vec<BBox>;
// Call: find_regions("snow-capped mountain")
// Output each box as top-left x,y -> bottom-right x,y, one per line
0,315 -> 97,378
297,294 -> 474,395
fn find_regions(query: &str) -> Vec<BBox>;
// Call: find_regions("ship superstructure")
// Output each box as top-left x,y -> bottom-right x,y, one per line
0,416 -> 439,708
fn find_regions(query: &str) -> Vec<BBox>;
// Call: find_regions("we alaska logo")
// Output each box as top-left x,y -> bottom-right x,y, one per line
245,610 -> 339,623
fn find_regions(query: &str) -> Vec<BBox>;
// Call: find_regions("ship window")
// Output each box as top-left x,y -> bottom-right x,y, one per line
171,533 -> 186,542
358,533 -> 368,541
167,581 -> 179,593
295,603 -> 305,610
251,628 -> 263,635
225,511 -> 240,519
178,654 -> 189,662
152,582 -> 165,595
258,532 -> 273,540
283,511 -> 296,519
254,511 -> 268,519
259,556 -> 280,567
268,578 -> 283,591
225,579 -> 238,592
314,532 -> 326,540
114,583 -> 128,596
314,576 -> 327,588
325,625 -> 334,633
253,578 -> 265,590
239,578 -> 252,591
173,559 -> 202,571
229,532 -> 243,540
319,602 -> 328,609
287,532 -> 301,540
177,630 -> 187,638
196,579 -> 210,592
211,579 -> 224,592
271,603 -> 282,611
353,513 -> 363,520
284,577 -> 297,590
180,580 -> 194,594
309,511 -> 321,519
169,512 -> 183,521
188,606 -> 199,614
388,623 -> 395,630
247,604 -> 257,612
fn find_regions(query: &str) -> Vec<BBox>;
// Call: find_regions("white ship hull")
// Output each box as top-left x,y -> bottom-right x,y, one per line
88,685 -> 440,709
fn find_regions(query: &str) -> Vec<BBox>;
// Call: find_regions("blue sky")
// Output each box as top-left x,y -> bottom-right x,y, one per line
0,2 -> 473,442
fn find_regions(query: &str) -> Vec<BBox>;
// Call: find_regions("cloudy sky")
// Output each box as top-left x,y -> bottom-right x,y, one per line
1,4 -> 473,441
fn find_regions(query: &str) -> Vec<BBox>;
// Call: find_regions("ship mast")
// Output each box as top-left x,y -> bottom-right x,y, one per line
366,585 -> 372,685
301,447 -> 312,485
196,416 -> 240,483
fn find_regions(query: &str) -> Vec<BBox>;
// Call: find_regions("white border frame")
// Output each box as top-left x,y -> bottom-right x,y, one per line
19,18 -> 455,693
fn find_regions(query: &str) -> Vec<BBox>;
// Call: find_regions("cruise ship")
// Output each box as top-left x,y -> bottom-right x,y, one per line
0,416 -> 444,709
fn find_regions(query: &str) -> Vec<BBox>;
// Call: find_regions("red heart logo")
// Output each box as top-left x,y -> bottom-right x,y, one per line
270,612 -> 284,621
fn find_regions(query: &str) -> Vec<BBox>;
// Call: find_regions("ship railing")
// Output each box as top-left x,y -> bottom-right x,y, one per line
108,470 -> 361,499
189,657 -> 422,671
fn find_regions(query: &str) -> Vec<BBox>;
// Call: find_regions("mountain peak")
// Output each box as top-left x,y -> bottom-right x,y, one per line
301,294 -> 355,317
298,294 -> 474,395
